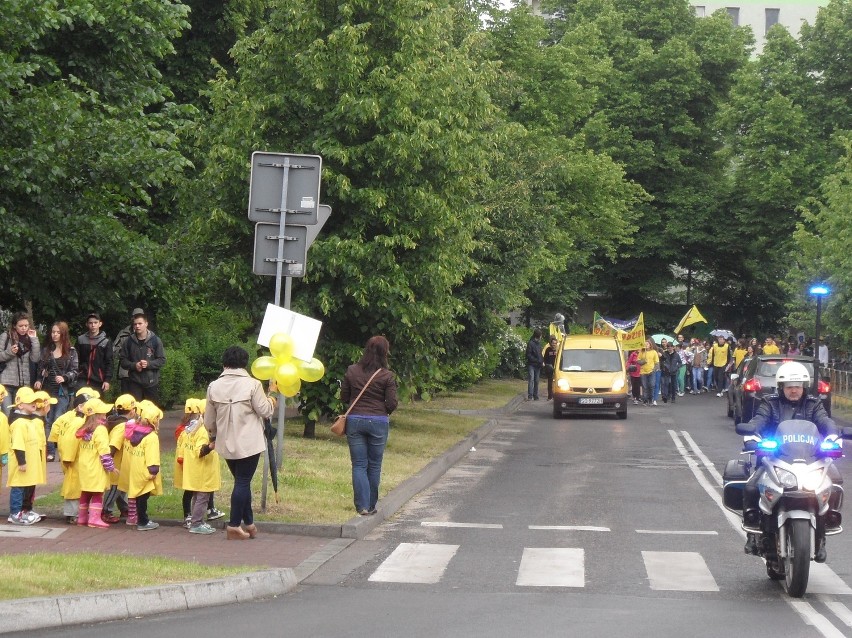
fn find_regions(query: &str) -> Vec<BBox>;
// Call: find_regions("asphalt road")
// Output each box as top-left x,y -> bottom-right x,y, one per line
28,393 -> 852,638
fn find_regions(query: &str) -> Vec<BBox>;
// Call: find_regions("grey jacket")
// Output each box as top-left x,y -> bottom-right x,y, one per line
0,332 -> 41,388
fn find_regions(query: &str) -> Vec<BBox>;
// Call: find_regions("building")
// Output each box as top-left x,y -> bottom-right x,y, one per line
692,1 -> 829,53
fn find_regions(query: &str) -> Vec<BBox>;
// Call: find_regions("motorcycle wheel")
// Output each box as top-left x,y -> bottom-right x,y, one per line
784,519 -> 811,598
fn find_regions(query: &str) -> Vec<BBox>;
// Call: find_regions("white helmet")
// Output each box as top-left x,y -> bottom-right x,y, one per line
776,361 -> 810,389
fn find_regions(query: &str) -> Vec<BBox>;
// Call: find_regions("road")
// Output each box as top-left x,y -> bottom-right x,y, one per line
30,393 -> 852,637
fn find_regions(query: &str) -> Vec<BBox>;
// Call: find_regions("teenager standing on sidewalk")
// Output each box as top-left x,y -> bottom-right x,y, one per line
525,329 -> 543,401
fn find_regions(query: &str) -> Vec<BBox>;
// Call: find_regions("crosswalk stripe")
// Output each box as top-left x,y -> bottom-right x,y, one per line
516,548 -> 584,588
642,551 -> 719,591
368,542 -> 459,584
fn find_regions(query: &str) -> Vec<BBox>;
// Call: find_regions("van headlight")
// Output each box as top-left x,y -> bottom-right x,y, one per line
612,377 -> 625,391
556,378 -> 571,391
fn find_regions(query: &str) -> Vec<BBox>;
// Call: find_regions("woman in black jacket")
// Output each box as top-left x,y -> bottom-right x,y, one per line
34,321 -> 78,460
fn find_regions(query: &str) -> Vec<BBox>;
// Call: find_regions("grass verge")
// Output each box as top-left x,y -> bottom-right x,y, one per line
0,553 -> 252,601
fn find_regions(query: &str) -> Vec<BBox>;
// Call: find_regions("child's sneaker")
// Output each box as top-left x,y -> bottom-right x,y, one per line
183,515 -> 192,529
189,523 -> 216,535
7,512 -> 27,525
125,516 -> 138,526
206,508 -> 225,521
102,512 -> 121,524
137,521 -> 160,531
25,510 -> 43,523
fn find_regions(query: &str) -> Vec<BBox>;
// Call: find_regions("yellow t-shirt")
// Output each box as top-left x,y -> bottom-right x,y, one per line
174,427 -> 188,490
126,431 -> 162,499
734,347 -> 748,367
181,424 -> 221,493
58,415 -> 83,499
0,412 -> 9,457
7,414 -> 47,488
709,343 -> 730,368
76,425 -> 111,493
108,420 -> 127,488
639,349 -> 659,375
762,344 -> 780,355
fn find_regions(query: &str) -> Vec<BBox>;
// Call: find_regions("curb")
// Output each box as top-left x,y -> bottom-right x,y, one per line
0,569 -> 298,634
0,392 -> 524,633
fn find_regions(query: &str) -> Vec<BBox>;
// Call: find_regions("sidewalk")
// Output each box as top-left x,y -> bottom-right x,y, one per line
0,395 -> 525,634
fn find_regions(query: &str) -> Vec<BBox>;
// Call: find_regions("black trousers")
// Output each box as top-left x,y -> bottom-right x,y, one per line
126,380 -> 160,404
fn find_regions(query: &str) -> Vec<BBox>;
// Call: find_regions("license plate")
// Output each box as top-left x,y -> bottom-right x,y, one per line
578,397 -> 604,405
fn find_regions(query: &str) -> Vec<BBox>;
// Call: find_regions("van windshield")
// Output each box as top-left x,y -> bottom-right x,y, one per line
560,349 -> 622,373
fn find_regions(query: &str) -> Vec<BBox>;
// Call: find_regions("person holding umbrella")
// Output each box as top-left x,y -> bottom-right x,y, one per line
204,346 -> 277,540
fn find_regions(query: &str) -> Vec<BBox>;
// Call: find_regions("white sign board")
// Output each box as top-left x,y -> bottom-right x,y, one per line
257,303 -> 322,362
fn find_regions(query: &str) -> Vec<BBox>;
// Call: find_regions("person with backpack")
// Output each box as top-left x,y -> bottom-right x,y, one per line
113,308 -> 142,395
76,312 -> 113,394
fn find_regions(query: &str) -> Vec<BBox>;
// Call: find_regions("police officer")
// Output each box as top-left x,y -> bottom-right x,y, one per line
736,361 -> 838,561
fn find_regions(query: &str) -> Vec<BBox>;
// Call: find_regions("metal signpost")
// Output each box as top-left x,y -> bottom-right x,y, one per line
248,152 -> 329,509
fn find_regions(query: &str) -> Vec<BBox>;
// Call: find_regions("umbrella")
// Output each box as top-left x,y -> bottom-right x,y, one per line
263,418 -> 279,502
710,329 -> 735,340
651,333 -> 675,345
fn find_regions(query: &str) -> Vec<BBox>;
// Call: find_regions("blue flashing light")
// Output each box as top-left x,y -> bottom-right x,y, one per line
821,439 -> 841,452
759,439 -> 779,451
810,285 -> 830,296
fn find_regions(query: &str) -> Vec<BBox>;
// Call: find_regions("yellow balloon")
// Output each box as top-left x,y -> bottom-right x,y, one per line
297,357 -> 325,383
279,378 -> 302,396
269,332 -> 295,360
251,356 -> 277,381
275,361 -> 299,387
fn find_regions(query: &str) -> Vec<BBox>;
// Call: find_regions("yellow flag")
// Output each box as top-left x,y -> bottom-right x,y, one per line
674,305 -> 707,334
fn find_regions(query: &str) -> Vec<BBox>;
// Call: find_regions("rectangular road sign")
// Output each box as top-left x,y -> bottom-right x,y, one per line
252,223 -> 307,277
248,152 -> 321,225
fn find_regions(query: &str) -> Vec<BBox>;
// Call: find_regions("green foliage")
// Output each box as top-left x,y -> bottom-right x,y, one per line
158,347 -> 194,409
158,305 -> 255,388
493,324 -> 527,379
0,0 -> 196,320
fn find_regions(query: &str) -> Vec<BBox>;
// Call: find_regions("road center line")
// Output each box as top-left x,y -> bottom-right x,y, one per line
636,529 -> 718,535
421,522 -> 504,529
528,525 -> 610,532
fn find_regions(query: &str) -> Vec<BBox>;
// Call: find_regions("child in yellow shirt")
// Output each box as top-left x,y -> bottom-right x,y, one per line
126,401 -> 163,531
0,385 -> 9,486
75,398 -> 118,528
7,388 -> 48,525
103,393 -> 135,523
181,399 -> 221,534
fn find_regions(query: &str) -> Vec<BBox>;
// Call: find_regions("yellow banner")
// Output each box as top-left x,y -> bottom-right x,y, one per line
593,312 -> 646,351
674,305 -> 708,334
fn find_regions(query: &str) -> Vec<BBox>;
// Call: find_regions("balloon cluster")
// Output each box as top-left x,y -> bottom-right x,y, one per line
250,332 -> 325,396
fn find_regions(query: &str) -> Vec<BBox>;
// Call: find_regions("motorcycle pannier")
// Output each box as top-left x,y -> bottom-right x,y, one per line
723,459 -> 750,513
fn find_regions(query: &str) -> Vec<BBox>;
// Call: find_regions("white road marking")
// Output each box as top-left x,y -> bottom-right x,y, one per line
820,596 -> 852,626
642,551 -> 719,591
636,529 -> 718,535
516,548 -> 585,587
807,564 -> 852,595
421,522 -> 503,529
528,525 -> 610,532
368,542 -> 458,584
789,601 -> 847,638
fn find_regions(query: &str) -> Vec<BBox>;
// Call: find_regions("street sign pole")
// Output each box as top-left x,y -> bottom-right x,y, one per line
249,152 -> 323,509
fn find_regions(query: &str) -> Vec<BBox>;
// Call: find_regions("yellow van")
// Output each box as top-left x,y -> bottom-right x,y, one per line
552,334 -> 628,419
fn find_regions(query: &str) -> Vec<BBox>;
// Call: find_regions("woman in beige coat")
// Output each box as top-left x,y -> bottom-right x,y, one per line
204,346 -> 277,540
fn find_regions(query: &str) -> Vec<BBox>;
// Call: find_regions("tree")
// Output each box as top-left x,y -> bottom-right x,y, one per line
0,0 -> 195,322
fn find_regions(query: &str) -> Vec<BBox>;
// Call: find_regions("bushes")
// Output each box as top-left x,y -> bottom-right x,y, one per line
158,348 -> 194,408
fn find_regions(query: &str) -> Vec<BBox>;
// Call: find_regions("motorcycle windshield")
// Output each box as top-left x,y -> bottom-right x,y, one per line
774,419 -> 821,461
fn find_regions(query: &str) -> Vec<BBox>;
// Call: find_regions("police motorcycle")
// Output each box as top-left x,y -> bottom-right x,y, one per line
724,418 -> 847,597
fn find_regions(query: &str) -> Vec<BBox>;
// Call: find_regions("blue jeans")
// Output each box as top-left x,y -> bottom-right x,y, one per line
692,368 -> 703,392
225,453 -> 260,527
346,416 -> 389,513
527,365 -> 541,399
9,486 -> 25,515
653,370 -> 661,400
